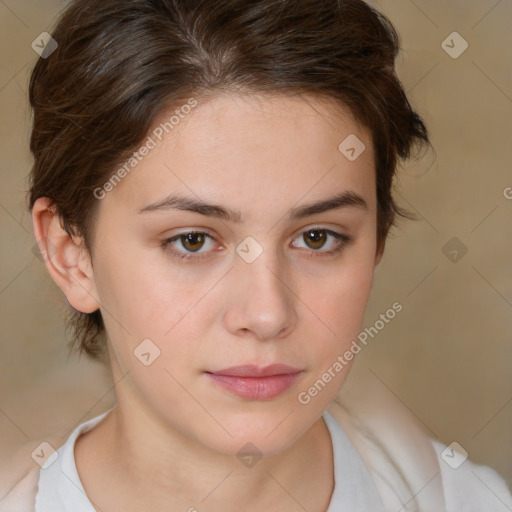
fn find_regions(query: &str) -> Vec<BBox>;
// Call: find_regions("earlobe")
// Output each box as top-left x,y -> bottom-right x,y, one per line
32,197 -> 100,314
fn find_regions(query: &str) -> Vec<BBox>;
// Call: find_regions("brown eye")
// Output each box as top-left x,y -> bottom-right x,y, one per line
180,232 -> 207,252
162,231 -> 216,261
303,229 -> 328,250
162,227 -> 353,263
291,227 -> 353,258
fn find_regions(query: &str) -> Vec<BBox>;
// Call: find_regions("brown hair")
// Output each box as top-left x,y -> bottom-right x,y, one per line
27,0 -> 430,361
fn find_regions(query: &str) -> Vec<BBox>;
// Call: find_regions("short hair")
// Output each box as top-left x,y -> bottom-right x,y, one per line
27,0 -> 430,361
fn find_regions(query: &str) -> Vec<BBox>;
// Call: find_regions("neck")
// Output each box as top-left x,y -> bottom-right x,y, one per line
76,400 -> 334,512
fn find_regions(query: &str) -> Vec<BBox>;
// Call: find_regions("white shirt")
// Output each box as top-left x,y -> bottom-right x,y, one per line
34,407 -> 387,511
2,402 -> 511,512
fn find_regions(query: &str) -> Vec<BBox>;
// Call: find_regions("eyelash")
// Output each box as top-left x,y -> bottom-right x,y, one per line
161,227 -> 354,262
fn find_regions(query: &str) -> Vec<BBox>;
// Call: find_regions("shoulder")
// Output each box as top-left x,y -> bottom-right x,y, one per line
326,372 -> 512,512
2,407 -> 116,512
430,438 -> 512,512
0,439 -> 49,512
326,397 -> 444,511
0,426 -> 73,512
0,467 -> 40,512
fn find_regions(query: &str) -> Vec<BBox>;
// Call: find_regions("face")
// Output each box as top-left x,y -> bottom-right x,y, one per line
83,92 -> 381,456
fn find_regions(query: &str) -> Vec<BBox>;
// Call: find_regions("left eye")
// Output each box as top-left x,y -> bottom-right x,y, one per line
290,228 -> 351,254
162,227 -> 353,261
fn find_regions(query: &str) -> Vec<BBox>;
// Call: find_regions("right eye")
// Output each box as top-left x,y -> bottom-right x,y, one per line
162,231 -> 219,261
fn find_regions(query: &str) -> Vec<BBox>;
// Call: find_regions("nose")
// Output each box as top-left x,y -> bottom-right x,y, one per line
222,248 -> 298,341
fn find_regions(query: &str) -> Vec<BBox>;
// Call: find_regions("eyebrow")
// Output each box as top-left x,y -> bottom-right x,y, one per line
137,191 -> 368,222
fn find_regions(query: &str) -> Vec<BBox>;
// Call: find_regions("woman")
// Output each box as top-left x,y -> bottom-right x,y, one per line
2,0 -> 511,510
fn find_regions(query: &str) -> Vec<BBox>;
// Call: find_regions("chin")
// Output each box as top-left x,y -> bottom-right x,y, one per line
197,411 -> 312,459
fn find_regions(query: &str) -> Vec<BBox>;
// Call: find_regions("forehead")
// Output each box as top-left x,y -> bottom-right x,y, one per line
102,91 -> 376,218
156,91 -> 370,156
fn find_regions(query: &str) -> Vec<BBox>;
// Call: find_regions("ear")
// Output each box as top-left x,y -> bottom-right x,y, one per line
374,237 -> 385,266
32,197 -> 100,313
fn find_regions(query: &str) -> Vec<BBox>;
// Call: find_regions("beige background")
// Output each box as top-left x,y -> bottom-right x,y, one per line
0,0 -> 511,495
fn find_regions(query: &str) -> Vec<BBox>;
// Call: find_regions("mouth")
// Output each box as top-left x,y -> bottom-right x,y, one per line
205,364 -> 303,400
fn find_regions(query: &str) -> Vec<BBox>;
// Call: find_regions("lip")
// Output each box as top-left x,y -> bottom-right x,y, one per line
205,364 -> 303,400
208,364 -> 301,377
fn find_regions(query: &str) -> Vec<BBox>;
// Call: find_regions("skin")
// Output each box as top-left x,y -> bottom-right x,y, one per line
32,92 -> 385,512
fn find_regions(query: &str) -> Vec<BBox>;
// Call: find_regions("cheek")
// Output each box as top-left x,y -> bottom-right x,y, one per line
94,247 -> 217,371
300,244 -> 376,373
309,250 -> 375,330
295,258 -> 375,407
93,242 -> 182,331
94,223 -> 376,360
